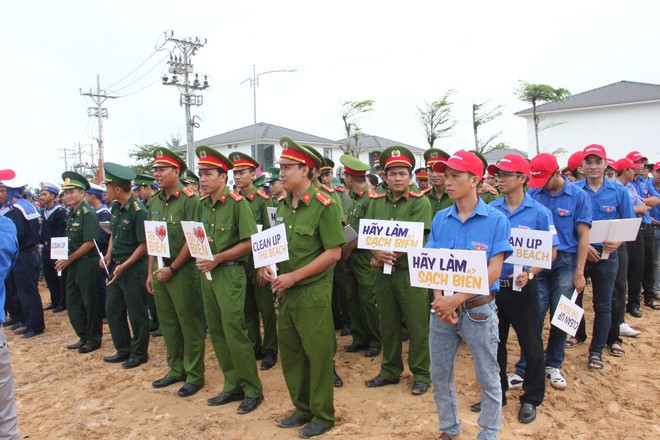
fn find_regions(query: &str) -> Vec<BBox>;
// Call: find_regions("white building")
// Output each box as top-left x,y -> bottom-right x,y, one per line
515,81 -> 660,165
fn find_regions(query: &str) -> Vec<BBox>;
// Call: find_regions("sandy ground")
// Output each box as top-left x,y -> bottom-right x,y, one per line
8,283 -> 660,439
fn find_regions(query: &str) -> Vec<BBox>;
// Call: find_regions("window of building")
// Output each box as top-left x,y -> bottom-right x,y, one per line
323,148 -> 332,161
251,144 -> 275,170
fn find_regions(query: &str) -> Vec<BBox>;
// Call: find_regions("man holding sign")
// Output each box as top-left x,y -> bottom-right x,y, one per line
363,146 -> 433,396
257,137 -> 345,438
426,150 -> 511,440
488,153 -> 558,423
195,146 -> 264,414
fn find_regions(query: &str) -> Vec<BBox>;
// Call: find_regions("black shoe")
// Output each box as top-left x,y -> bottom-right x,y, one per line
333,370 -> 343,388
344,342 -> 368,353
627,307 -> 643,318
4,318 -> 17,327
365,375 -> 398,388
122,357 -> 146,369
298,421 -> 331,438
207,391 -> 245,406
103,353 -> 130,363
411,381 -> 429,395
152,375 -> 184,388
14,328 -> 30,335
260,352 -> 277,370
9,322 -> 24,331
644,299 -> 660,310
339,327 -> 351,337
43,304 -> 56,311
78,344 -> 100,354
518,402 -> 536,423
364,347 -> 381,357
254,351 -> 265,361
150,328 -> 162,337
21,330 -> 43,339
277,412 -> 312,428
177,383 -> 202,397
237,396 -> 263,414
52,306 -> 67,313
400,329 -> 410,342
470,399 -> 508,412
66,340 -> 85,350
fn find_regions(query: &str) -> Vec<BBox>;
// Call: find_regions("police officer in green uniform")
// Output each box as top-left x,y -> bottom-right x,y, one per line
253,174 -> 268,193
194,146 -> 264,414
364,146 -> 433,395
55,172 -> 103,353
268,167 -> 287,205
415,168 -> 431,193
180,169 -> 200,195
100,163 -> 150,369
339,155 -> 382,357
230,152 -> 279,370
470,150 -> 501,203
258,136 -> 346,438
147,147 -> 206,398
424,148 -> 454,215
371,151 -> 388,194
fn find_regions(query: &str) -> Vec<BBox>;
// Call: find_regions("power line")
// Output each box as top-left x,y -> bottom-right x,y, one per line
110,52 -> 171,93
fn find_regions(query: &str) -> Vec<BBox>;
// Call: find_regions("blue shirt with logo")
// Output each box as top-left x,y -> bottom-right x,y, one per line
490,193 -> 559,280
527,175 -> 592,253
0,217 -> 19,321
631,175 -> 660,224
427,198 -> 512,292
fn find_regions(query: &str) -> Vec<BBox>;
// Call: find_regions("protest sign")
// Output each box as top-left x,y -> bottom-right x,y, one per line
144,221 -> 170,269
181,221 -> 213,280
589,218 -> 642,259
358,219 -> 425,274
251,223 -> 288,278
407,248 -> 489,296
551,289 -> 584,337
50,237 -> 68,276
505,227 -> 554,291
267,207 -> 277,228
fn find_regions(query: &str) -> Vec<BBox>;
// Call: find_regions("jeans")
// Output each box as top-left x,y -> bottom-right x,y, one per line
431,300 -> 501,440
584,250 -> 618,357
516,251 -> 576,375
654,226 -> 660,293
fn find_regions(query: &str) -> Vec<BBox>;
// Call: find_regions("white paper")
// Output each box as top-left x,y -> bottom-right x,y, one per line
407,248 -> 490,296
267,207 -> 277,228
512,265 -> 523,292
180,221 -> 214,280
550,290 -> 584,337
589,218 -> 642,244
504,228 -> 554,270
144,221 -> 171,258
251,223 -> 289,269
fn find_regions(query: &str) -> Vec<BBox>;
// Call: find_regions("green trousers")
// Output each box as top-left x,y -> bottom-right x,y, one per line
279,278 -> 335,427
152,260 -> 206,385
66,256 -> 102,347
244,258 -> 278,356
106,258 -> 150,361
374,270 -> 430,383
345,251 -> 381,348
147,294 -> 159,332
202,265 -> 262,398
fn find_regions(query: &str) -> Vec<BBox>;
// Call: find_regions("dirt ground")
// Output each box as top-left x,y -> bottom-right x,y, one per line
8,283 -> 660,439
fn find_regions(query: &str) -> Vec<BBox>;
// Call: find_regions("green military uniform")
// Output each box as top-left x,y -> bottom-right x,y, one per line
423,148 -> 454,216
62,172 -> 102,348
275,137 -> 346,428
332,176 -> 351,215
148,148 -> 205,386
196,146 -> 263,398
467,149 -> 502,203
364,147 -> 433,385
104,163 -> 150,362
180,169 -> 200,187
426,188 -> 454,215
340,155 -> 381,351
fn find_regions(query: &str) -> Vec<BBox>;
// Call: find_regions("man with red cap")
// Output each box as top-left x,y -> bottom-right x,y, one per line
427,150 -> 512,439
625,151 -> 660,314
513,153 -> 591,391
573,145 -> 635,370
564,151 -> 585,183
651,162 -> 660,299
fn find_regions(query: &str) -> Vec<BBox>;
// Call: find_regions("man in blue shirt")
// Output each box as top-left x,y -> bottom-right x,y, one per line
427,150 -> 512,440
574,145 -> 635,370
651,162 -> 660,298
517,153 -> 591,391
487,154 -> 558,424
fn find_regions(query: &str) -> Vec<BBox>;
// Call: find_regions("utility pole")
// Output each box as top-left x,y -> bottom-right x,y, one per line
58,147 -> 72,171
161,31 -> 210,168
80,75 -> 117,182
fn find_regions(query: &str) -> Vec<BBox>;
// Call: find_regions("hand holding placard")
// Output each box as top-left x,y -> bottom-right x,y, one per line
505,228 -> 554,292
550,289 -> 584,337
50,237 -> 68,276
358,219 -> 425,274
407,248 -> 490,296
251,223 -> 289,281
144,221 -> 171,269
181,221 -> 214,281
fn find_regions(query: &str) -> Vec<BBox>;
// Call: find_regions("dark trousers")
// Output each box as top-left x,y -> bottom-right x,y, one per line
6,250 -> 44,332
608,243 -> 628,345
497,279 -> 545,407
66,256 -> 103,346
331,261 -> 350,332
627,225 -> 655,310
42,248 -> 67,308
4,277 -> 23,323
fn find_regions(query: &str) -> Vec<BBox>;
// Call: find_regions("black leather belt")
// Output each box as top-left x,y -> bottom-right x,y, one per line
461,293 -> 495,310
219,261 -> 242,267
20,245 -> 38,252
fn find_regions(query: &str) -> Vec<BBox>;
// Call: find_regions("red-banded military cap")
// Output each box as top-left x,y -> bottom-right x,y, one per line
229,152 -> 259,170
381,146 -> 415,170
152,146 -> 187,171
277,136 -> 320,169
414,168 -> 429,179
339,154 -> 370,177
196,146 -> 233,172
424,148 -> 450,168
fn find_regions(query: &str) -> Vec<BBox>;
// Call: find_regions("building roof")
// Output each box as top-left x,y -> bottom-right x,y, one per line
483,148 -> 528,163
335,133 -> 425,152
515,81 -> 660,116
175,122 -> 338,152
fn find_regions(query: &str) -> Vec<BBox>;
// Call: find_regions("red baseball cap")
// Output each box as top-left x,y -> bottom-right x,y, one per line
487,154 -> 530,178
654,162 -> 660,172
528,153 -> 559,188
606,158 -> 616,169
626,151 -> 648,163
582,144 -> 606,160
432,150 -> 484,181
567,151 -> 584,172
615,158 -> 643,172
0,169 -> 15,181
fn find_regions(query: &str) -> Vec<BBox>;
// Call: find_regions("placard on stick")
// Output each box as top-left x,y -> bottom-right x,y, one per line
505,228 -> 554,291
358,219 -> 425,274
144,221 -> 170,269
50,237 -> 68,276
550,289 -> 584,337
181,221 -> 213,280
407,248 -> 489,296
251,223 -> 288,278
589,218 -> 642,259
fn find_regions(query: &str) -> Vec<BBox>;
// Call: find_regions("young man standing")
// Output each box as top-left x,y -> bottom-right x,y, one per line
424,148 -> 453,216
427,150 -> 512,440
651,162 -> 660,299
39,182 -> 68,313
267,167 -> 287,205
195,146 -> 263,414
258,137 -> 345,438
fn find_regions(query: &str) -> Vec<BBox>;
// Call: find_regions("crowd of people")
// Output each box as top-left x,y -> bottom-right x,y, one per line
0,138 -> 658,439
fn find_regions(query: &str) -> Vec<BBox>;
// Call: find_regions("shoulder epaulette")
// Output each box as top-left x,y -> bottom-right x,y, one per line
228,191 -> 243,202
421,187 -> 432,195
257,190 -> 270,200
132,201 -> 142,211
82,205 -> 90,214
321,184 -> 335,193
334,186 -> 345,192
182,187 -> 195,197
368,189 -> 376,198
199,194 -> 209,201
315,192 -> 333,206
373,192 -> 387,199
408,191 -> 423,198
277,194 -> 287,202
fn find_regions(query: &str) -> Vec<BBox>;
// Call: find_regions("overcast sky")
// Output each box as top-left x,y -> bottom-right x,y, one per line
3,0 -> 659,187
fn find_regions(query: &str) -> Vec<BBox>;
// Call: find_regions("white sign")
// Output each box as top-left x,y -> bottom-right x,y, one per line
99,221 -> 112,235
181,221 -> 214,280
550,289 -> 584,337
358,219 -> 425,274
407,248 -> 490,296
50,237 -> 68,277
144,220 -> 171,269
267,207 -> 277,228
589,218 -> 642,259
251,223 -> 289,269
505,228 -> 554,269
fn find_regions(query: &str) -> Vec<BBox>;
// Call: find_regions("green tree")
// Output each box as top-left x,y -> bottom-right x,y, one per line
340,100 -> 375,157
417,90 -> 457,148
472,101 -> 504,154
515,81 -> 570,154
128,143 -> 159,175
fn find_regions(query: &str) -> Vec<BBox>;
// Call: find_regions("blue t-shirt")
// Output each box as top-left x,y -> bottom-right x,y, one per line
631,175 -> 660,224
490,193 -> 559,280
575,178 -> 636,221
427,198 -> 512,292
527,176 -> 592,253
0,216 -> 19,321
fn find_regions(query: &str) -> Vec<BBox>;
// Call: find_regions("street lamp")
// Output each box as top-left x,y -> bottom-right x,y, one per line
241,65 -> 297,165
